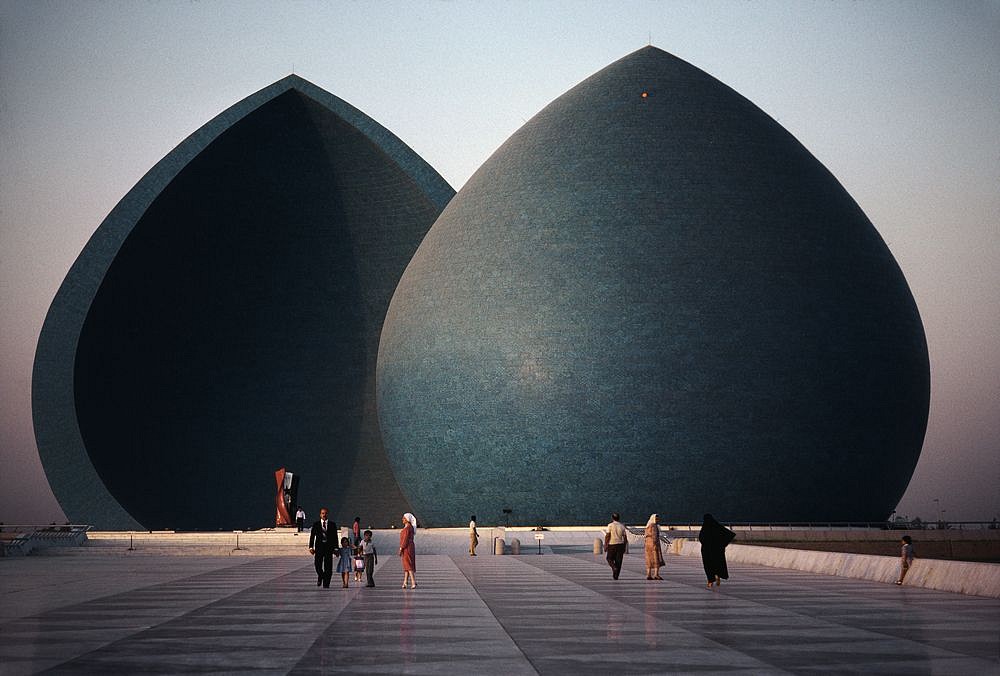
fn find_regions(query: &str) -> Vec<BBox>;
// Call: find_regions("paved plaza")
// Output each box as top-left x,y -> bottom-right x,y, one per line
2,540 -> 998,674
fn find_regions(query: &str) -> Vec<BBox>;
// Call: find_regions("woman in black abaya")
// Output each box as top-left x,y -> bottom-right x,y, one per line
698,513 -> 736,589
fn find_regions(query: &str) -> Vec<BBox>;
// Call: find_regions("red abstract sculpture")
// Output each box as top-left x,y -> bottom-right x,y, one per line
275,468 -> 293,526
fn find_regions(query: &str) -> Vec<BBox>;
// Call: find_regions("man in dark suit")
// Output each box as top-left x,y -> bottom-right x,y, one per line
308,507 -> 337,588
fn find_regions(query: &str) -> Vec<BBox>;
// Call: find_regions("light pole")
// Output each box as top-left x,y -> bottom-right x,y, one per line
933,498 -> 941,525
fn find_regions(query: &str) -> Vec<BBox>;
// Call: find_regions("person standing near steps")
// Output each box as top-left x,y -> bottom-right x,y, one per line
469,515 -> 479,556
352,516 -> 362,546
895,535 -> 915,585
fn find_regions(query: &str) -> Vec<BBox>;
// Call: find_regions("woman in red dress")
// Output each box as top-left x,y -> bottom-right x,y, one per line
399,512 -> 417,589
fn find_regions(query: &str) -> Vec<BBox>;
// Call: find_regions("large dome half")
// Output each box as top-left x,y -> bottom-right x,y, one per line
377,46 -> 929,525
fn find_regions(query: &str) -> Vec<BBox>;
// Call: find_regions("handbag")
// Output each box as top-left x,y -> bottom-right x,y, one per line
353,556 -> 365,571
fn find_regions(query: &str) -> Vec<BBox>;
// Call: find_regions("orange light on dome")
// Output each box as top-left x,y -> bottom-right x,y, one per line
641,91 -> 649,98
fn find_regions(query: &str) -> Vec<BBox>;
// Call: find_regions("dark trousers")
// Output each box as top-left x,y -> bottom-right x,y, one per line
296,518 -> 304,533
315,550 -> 333,587
364,553 -> 376,587
606,543 -> 626,579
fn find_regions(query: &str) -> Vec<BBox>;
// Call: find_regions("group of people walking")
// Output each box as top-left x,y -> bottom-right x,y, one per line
311,509 -> 737,590
307,509 -> 418,590
605,512 -> 671,580
308,510 -> 378,588
605,514 -> 917,589
605,512 -> 736,587
311,510 -> 918,592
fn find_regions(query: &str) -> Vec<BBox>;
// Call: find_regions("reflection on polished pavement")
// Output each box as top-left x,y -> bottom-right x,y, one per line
2,545 -> 998,674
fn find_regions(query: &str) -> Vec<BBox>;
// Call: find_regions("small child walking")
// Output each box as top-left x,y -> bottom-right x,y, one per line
353,541 -> 364,583
336,537 -> 353,588
360,529 -> 378,587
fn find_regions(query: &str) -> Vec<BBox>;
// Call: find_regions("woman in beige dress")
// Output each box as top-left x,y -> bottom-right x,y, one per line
644,513 -> 664,580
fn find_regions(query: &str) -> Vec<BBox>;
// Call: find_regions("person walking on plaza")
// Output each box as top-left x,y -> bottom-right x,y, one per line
352,516 -> 362,546
360,529 -> 378,587
895,535 -> 915,585
353,540 -> 365,583
604,512 -> 628,580
399,512 -> 417,589
295,506 -> 306,533
698,513 -> 736,589
644,513 -> 664,580
308,507 -> 337,588
469,515 -> 479,556
336,536 -> 354,588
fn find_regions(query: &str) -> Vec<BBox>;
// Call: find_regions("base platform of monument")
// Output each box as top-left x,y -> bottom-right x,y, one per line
2,530 -> 998,674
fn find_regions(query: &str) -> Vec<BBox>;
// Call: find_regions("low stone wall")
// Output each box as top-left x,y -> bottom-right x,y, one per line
672,540 -> 1000,598
730,539 -> 999,561
722,528 -> 1000,562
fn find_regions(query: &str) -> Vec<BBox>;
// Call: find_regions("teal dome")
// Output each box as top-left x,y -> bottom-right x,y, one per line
377,47 -> 929,525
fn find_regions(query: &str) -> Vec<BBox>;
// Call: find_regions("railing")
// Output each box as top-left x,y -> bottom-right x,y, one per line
625,525 -> 672,546
0,523 -> 92,536
652,521 -> 1000,539
0,524 -> 92,556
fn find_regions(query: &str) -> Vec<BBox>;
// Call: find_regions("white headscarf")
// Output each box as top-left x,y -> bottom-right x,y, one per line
403,512 -> 417,530
646,513 -> 659,528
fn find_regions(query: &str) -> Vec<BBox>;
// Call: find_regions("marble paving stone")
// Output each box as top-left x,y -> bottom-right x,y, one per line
633,556 -> 1000,662
2,550 -> 998,674
525,557 -> 997,670
452,556 -> 780,673
289,555 -> 535,675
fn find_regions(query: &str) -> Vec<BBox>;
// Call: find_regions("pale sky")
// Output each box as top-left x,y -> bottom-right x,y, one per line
1,0 -> 998,524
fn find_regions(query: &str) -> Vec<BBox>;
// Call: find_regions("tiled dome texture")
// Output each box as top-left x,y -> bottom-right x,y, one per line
377,47 -> 929,526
